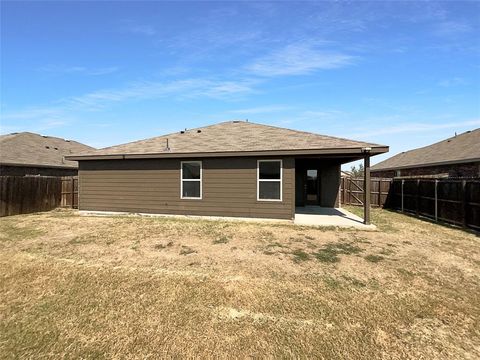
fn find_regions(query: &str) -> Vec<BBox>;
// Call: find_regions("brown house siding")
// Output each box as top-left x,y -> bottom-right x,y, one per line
78,157 -> 295,219
319,163 -> 341,207
371,161 -> 480,178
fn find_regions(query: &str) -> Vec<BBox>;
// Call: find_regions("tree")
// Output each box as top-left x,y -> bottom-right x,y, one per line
350,164 -> 364,178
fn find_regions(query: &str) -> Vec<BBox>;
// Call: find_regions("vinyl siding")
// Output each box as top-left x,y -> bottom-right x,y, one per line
78,157 -> 295,219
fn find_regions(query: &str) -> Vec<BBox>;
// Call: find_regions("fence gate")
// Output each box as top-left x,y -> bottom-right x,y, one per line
61,176 -> 78,208
341,177 -> 392,207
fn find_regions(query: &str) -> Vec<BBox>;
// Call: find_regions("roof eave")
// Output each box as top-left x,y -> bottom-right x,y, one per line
66,146 -> 389,161
0,161 -> 78,169
371,157 -> 480,172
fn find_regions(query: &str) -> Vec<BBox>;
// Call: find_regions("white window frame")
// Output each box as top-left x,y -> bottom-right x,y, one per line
180,161 -> 202,200
257,159 -> 283,202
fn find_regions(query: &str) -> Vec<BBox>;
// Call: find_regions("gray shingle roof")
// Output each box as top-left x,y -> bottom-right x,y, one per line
69,121 -> 387,158
371,128 -> 480,171
0,132 -> 95,168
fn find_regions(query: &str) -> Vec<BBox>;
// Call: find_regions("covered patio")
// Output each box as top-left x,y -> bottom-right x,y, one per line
293,149 -> 375,226
294,206 -> 376,230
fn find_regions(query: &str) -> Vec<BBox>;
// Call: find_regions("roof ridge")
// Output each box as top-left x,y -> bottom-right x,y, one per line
371,127 -> 479,170
0,131 -> 89,145
394,127 -> 480,156
78,119 -> 388,158
243,120 -> 384,147
98,119 -> 379,151
98,120 -> 236,151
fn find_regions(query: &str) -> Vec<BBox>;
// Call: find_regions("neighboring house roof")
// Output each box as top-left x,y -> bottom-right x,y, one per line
371,128 -> 480,171
67,120 -> 388,160
0,132 -> 95,169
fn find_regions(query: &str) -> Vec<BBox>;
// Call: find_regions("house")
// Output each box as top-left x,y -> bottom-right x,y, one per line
66,121 -> 388,224
371,129 -> 480,178
0,132 -> 95,176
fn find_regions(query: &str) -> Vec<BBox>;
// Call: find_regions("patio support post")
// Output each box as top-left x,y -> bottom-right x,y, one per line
363,150 -> 371,225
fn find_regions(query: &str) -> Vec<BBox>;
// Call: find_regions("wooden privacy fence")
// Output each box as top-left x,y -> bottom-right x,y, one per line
61,176 -> 78,208
340,176 -> 480,231
388,178 -> 480,231
0,175 -> 78,217
341,177 -> 392,207
0,176 -> 62,217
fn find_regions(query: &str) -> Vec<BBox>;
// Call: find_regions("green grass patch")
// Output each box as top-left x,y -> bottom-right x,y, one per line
323,276 -> 341,289
266,241 -> 289,249
314,248 -> 340,263
314,242 -> 363,263
344,206 -> 398,233
396,268 -> 415,278
341,275 -> 367,287
365,254 -> 385,263
291,249 -> 310,263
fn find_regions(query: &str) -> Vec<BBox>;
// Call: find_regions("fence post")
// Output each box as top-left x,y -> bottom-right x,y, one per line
338,178 -> 342,208
363,154 -> 371,225
434,180 -> 438,222
340,177 -> 344,205
416,179 -> 420,216
70,177 -> 75,209
401,180 -> 404,212
378,178 -> 382,207
348,177 -> 352,205
462,180 -> 467,229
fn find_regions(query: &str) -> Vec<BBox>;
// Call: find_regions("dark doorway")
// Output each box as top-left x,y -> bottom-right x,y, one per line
295,167 -> 320,206
306,169 -> 319,205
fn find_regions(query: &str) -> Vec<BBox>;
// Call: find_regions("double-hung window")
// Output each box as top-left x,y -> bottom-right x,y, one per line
181,161 -> 202,199
257,160 -> 282,201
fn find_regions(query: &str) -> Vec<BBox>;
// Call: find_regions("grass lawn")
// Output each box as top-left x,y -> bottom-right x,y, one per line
0,207 -> 479,359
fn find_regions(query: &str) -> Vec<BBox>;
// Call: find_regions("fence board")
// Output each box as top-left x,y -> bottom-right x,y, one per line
0,176 -> 62,217
341,176 -> 479,230
341,178 -> 392,207
387,178 -> 479,231
61,176 -> 78,208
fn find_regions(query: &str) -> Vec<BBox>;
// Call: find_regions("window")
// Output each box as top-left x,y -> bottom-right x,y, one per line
181,161 -> 202,199
257,160 -> 282,201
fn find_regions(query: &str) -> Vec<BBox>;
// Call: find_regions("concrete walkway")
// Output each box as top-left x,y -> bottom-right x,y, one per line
294,206 -> 376,230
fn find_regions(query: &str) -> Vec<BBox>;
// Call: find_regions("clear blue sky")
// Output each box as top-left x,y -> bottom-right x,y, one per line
1,1 -> 479,166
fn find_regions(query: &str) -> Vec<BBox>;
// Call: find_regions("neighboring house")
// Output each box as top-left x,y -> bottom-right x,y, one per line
371,129 -> 480,178
0,132 -> 95,176
66,121 -> 388,222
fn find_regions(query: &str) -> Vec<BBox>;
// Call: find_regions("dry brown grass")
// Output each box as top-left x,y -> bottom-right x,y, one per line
0,207 -> 479,359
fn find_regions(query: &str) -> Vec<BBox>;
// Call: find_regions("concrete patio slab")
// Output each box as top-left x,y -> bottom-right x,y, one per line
294,206 -> 377,230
